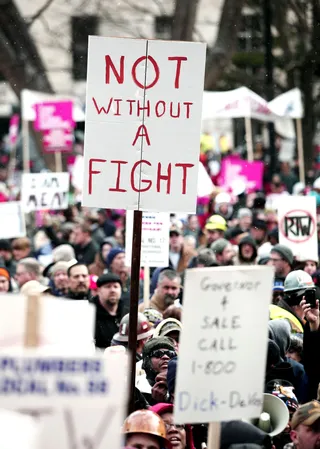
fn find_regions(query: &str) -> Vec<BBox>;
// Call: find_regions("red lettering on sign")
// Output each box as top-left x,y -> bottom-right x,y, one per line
168,56 -> 187,88
88,158 -> 107,194
109,160 -> 128,192
155,101 -> 166,117
183,102 -> 193,119
105,55 -> 124,84
132,125 -> 151,146
170,102 -> 181,118
113,99 -> 122,116
131,160 -> 152,192
137,100 -> 150,117
92,97 -> 113,115
132,56 -> 160,89
175,163 -> 194,194
127,99 -> 135,115
157,163 -> 172,194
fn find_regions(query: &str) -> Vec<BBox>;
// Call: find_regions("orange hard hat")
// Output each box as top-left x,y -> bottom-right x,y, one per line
123,410 -> 171,448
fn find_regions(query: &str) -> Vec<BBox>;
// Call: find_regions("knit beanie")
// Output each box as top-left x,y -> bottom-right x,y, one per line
142,337 -> 175,387
271,244 -> 294,266
106,248 -> 125,267
211,238 -> 229,255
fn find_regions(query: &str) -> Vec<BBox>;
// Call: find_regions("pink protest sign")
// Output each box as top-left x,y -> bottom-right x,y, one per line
9,114 -> 20,146
42,128 -> 73,153
34,101 -> 75,131
218,156 -> 264,193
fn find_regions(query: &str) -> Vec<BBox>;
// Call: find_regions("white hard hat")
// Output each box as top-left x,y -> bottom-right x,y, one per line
313,177 -> 320,190
292,182 -> 305,196
215,192 -> 231,205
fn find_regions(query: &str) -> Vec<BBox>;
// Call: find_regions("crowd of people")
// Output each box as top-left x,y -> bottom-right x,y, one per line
0,166 -> 319,448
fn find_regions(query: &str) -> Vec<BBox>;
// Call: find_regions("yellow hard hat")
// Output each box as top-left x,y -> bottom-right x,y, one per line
205,214 -> 227,232
123,410 -> 170,448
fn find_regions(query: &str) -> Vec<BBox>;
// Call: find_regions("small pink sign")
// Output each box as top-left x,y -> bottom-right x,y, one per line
218,156 -> 264,193
34,101 -> 75,131
42,128 -> 73,153
9,114 -> 19,146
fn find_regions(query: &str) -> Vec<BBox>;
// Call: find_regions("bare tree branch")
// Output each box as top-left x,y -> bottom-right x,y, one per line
27,0 -> 55,27
171,0 -> 201,40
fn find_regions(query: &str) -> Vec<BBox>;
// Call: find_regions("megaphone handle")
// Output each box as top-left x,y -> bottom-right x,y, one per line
207,423 -> 221,449
201,443 -> 207,449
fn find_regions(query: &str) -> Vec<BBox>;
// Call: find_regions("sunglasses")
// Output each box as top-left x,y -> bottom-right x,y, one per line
150,350 -> 176,359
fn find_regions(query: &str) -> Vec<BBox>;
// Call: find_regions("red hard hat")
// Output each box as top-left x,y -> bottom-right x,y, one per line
113,313 -> 153,343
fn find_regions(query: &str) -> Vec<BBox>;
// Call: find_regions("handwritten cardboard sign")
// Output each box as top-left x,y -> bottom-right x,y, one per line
82,36 -> 206,213
0,202 -> 26,239
278,195 -> 318,261
21,173 -> 70,212
174,266 -> 273,424
0,350 -> 128,449
125,211 -> 170,267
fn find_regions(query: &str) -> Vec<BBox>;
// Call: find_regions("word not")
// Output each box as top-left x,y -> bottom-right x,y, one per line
105,55 -> 187,89
191,360 -> 236,375
283,215 -> 313,238
88,159 -> 193,195
92,98 -> 193,119
0,357 -> 102,374
201,315 -> 241,330
177,391 -> 218,413
26,192 -> 67,209
198,337 -> 238,351
229,391 -> 263,409
200,278 -> 261,292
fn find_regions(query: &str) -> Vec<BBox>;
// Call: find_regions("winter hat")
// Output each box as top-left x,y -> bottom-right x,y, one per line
271,244 -> 294,266
0,240 -> 11,251
96,273 -> 122,288
220,421 -> 272,449
0,266 -> 10,281
268,319 -> 291,359
106,248 -> 125,267
211,238 -> 229,255
238,235 -> 257,262
142,337 -> 176,386
167,356 -> 178,396
50,261 -> 69,277
153,318 -> 182,339
52,244 -> 76,262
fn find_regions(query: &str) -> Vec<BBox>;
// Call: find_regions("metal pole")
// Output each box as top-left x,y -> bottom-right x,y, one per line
127,210 -> 142,415
263,0 -> 276,176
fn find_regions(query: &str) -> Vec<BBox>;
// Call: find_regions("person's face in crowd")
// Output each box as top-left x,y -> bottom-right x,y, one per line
241,243 -> 254,260
271,175 -> 283,193
220,244 -> 234,265
72,227 -> 88,246
110,253 -> 126,274
12,246 -> 29,261
0,249 -> 11,262
304,260 -> 317,276
166,331 -> 180,352
98,282 -> 121,308
286,350 -> 302,364
188,215 -> 198,230
126,433 -> 161,449
68,265 -> 89,293
290,419 -> 320,449
0,275 -> 9,293
206,229 -> 223,245
270,252 -> 288,277
53,270 -> 69,290
272,291 -> 284,305
218,203 -> 229,215
114,228 -> 124,247
169,232 -> 183,252
251,227 -> 266,245
239,215 -> 252,230
101,243 -> 112,261
157,276 -> 180,307
161,412 -> 186,449
97,212 -> 106,226
266,212 -> 278,231
15,265 -> 32,287
150,348 -> 176,373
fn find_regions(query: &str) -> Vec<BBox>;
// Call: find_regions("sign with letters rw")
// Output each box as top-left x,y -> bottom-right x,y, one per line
82,36 -> 206,213
21,172 -> 70,212
278,195 -> 318,261
174,266 -> 273,424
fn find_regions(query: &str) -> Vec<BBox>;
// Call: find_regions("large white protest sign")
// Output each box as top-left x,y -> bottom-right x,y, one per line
174,266 -> 273,424
125,211 -> 170,267
82,36 -> 206,213
0,202 -> 26,239
278,195 -> 318,261
0,295 -> 95,351
21,172 -> 70,212
0,350 -> 128,449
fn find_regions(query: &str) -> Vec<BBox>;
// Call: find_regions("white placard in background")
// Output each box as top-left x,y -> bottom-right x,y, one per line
0,409 -> 41,449
21,173 -> 70,212
125,211 -> 170,267
277,195 -> 318,261
0,350 -> 128,449
82,36 -> 206,213
0,202 -> 26,239
174,266 -> 273,424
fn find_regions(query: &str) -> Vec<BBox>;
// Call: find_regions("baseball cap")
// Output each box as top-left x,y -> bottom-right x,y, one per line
291,401 -> 320,429
153,318 -> 182,338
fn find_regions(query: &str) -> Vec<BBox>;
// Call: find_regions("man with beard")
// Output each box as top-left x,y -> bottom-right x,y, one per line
288,401 -> 320,449
236,235 -> 257,265
67,263 -> 91,299
139,269 -> 181,314
91,273 -> 128,349
211,238 -> 235,266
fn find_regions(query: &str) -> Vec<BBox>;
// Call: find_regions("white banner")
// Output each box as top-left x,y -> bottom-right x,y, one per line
268,88 -> 303,119
125,211 -> 170,267
278,195 -> 318,261
0,202 -> 26,239
174,266 -> 273,424
21,172 -> 70,212
82,36 -> 206,213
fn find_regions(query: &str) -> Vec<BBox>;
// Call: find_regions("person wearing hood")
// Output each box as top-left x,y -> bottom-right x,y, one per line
142,337 -> 176,404
236,235 -> 257,265
88,238 -> 116,277
150,403 -> 195,449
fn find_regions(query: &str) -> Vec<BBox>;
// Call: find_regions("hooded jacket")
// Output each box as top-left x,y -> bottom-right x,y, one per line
237,235 -> 257,265
150,403 -> 195,449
